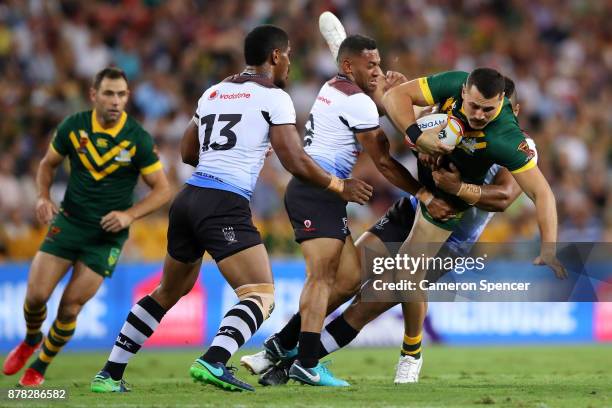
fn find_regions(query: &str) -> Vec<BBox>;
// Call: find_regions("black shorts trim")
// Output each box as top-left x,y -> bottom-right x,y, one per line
284,177 -> 349,243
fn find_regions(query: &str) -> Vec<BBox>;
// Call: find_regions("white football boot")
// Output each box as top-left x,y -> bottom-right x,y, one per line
318,11 -> 347,60
394,355 -> 423,384
240,350 -> 275,375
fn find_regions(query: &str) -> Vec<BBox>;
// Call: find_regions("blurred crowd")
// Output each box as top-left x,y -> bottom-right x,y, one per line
0,0 -> 610,261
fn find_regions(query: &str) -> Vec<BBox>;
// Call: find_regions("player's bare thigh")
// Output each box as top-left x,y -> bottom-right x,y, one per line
153,254 -> 202,310
217,244 -> 272,289
329,232 -> 389,308
396,206 -> 452,301
300,238 -> 344,283
57,261 -> 105,321
25,251 -> 73,308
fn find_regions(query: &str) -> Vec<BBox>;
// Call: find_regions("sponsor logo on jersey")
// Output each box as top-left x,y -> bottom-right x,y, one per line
208,90 -> 218,100
78,133 -> 90,153
96,138 -> 108,149
218,92 -> 251,100
223,226 -> 238,244
517,140 -> 536,161
317,96 -> 332,105
115,149 -> 132,164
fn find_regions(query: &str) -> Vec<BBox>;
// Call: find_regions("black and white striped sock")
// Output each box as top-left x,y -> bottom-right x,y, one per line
319,314 -> 360,358
201,299 -> 264,365
103,295 -> 166,380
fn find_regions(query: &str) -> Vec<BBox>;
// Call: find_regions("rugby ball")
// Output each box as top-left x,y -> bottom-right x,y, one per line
414,113 -> 464,148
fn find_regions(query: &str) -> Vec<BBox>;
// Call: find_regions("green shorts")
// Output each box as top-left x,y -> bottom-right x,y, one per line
420,203 -> 464,231
39,212 -> 128,278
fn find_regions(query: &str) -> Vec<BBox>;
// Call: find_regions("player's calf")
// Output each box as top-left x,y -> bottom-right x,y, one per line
194,283 -> 274,391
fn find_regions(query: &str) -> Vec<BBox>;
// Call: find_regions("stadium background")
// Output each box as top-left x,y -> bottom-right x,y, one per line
0,0 -> 610,352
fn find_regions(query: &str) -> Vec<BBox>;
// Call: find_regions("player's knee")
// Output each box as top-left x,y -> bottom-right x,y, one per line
151,285 -> 181,310
334,279 -> 361,301
25,292 -> 48,310
306,256 -> 340,284
235,283 -> 275,320
57,301 -> 83,322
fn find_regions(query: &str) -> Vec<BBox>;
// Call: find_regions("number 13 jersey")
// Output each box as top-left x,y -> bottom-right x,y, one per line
186,73 -> 296,199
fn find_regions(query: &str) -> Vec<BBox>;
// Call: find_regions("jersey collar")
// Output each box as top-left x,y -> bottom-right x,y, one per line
92,110 -> 127,137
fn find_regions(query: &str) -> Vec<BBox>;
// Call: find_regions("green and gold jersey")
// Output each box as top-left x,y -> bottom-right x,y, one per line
417,71 -> 536,210
51,110 -> 162,229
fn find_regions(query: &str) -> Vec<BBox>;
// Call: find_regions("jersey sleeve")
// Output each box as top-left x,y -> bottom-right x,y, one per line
266,90 -> 296,126
134,130 -> 163,175
50,117 -> 72,156
341,93 -> 380,132
489,128 -> 537,174
418,71 -> 469,105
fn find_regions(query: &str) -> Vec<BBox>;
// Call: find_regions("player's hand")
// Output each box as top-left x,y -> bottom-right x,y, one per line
432,162 -> 462,195
383,71 -> 408,92
426,198 -> 456,221
36,197 -> 59,224
340,178 -> 374,205
418,153 -> 438,170
101,211 -> 135,233
533,252 -> 568,280
414,121 -> 455,155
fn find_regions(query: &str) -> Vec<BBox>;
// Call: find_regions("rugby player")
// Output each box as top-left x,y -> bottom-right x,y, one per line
264,32 -> 461,387
91,25 -> 373,393
2,67 -> 171,387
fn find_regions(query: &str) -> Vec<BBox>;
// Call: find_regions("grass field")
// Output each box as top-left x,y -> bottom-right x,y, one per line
1,345 -> 611,407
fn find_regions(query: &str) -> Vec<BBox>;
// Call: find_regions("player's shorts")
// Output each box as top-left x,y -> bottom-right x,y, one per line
420,202 -> 464,231
39,212 -> 128,278
284,177 -> 349,243
167,184 -> 262,263
368,196 -> 416,244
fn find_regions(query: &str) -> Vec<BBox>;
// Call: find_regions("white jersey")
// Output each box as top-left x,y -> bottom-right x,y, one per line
303,75 -> 380,178
186,73 -> 296,199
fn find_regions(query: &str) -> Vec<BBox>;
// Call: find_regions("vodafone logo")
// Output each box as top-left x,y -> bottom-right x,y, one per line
304,220 -> 311,228
208,90 -> 218,100
219,92 -> 251,100
317,96 -> 332,105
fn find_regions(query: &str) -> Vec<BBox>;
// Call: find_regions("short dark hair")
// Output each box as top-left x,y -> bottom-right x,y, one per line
244,25 -> 289,65
92,67 -> 128,89
466,67 -> 505,99
503,76 -> 518,105
337,34 -> 377,61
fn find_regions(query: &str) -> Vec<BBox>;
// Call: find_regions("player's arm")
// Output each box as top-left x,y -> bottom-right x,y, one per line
381,79 -> 451,155
269,124 -> 373,205
368,71 -> 407,116
36,146 -> 64,224
181,120 -> 199,167
432,164 -> 522,212
511,167 -> 566,278
356,128 -> 455,220
101,169 -> 171,233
